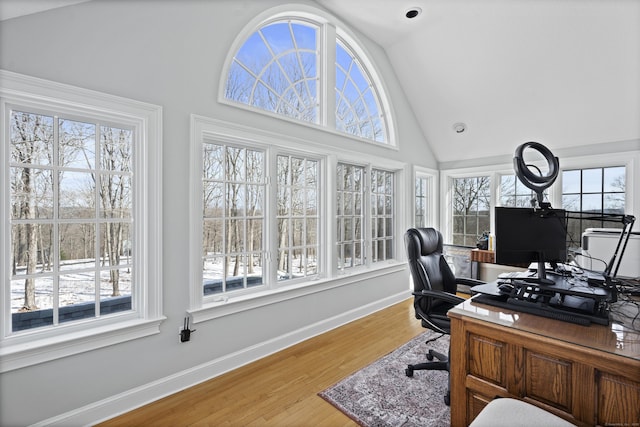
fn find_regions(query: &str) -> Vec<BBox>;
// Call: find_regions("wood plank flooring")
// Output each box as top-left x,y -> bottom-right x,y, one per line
98,298 -> 425,426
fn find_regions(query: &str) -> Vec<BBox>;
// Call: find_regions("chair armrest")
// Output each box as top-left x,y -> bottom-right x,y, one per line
455,277 -> 486,287
412,289 -> 465,306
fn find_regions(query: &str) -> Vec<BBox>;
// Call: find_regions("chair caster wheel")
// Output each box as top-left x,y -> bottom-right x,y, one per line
405,366 -> 414,377
426,350 -> 434,361
444,392 -> 450,406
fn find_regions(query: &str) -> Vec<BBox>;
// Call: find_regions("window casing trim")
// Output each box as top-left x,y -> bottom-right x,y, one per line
414,166 -> 439,228
189,259 -> 405,324
0,70 -> 165,373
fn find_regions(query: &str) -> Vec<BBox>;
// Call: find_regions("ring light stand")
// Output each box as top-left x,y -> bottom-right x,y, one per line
513,141 -> 559,210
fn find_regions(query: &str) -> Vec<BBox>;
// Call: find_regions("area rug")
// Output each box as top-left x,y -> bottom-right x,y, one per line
319,331 -> 450,427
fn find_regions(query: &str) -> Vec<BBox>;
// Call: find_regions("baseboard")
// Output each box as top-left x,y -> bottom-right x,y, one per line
35,291 -> 408,427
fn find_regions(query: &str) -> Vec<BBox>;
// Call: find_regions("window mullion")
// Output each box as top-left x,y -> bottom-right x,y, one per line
53,116 -> 60,326
322,23 -> 336,129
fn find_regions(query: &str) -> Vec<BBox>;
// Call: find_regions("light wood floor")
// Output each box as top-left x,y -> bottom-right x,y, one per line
98,298 -> 425,426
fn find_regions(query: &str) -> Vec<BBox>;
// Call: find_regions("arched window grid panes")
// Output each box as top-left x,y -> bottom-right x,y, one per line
222,10 -> 393,146
335,38 -> 387,144
227,18 -> 320,124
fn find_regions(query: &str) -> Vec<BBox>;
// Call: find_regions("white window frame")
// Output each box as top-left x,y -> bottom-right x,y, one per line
370,167 -> 395,263
0,70 -> 164,373
441,151 -> 638,243
414,167 -> 438,228
189,115 -> 406,324
274,153 -> 321,283
218,4 -> 397,148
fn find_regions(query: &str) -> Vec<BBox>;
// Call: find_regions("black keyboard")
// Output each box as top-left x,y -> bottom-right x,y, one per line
472,294 -> 609,326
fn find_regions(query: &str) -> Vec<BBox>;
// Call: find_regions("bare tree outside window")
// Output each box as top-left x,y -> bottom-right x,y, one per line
224,18 -> 390,144
202,142 -> 265,295
451,176 -> 491,246
562,167 -> 626,246
336,163 -> 365,269
499,175 -> 540,207
276,155 -> 319,280
9,111 -> 133,329
225,21 -> 318,124
335,41 -> 386,142
371,169 -> 394,262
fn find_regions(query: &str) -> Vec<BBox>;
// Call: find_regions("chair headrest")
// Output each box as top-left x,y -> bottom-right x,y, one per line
410,228 -> 442,256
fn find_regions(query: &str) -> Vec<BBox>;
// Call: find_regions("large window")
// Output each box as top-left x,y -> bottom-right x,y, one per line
562,166 -> 626,245
9,112 -> 133,327
224,20 -> 319,124
336,163 -> 365,270
201,143 -> 266,295
190,117 -> 404,319
276,154 -> 319,281
1,71 -> 163,372
414,171 -> 436,228
451,176 -> 491,246
370,169 -> 394,262
222,8 -> 393,145
499,174 -> 538,207
442,156 -> 633,251
335,40 -> 386,142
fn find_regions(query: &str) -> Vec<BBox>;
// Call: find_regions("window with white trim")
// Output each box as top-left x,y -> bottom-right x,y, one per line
336,162 -> 365,270
335,40 -> 386,142
9,112 -> 133,326
190,117 -> 405,316
562,166 -> 626,245
276,154 -> 319,281
370,168 -> 394,261
1,71 -> 163,372
499,174 -> 539,207
201,142 -> 266,295
442,154 -> 634,249
222,9 -> 393,145
414,172 -> 436,228
451,176 -> 491,246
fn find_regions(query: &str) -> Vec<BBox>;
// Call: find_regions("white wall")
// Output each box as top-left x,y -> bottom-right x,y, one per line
0,1 -> 437,425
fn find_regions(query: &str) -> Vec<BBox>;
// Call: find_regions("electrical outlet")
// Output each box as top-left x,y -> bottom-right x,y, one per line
179,326 -> 191,343
179,316 -> 195,343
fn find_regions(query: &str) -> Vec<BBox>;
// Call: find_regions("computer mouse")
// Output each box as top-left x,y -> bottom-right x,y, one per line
498,283 -> 515,294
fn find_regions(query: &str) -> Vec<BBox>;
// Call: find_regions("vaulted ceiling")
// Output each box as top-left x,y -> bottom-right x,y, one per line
2,0 -> 638,163
316,0 -> 640,163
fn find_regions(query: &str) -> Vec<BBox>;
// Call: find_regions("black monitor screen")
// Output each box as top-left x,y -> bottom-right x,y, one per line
495,207 -> 567,268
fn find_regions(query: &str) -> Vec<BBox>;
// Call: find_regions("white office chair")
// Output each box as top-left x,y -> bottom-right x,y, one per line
469,398 -> 575,427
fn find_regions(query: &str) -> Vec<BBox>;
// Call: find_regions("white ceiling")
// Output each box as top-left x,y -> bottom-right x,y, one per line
317,0 -> 640,163
0,0 -> 90,21
3,0 -> 638,163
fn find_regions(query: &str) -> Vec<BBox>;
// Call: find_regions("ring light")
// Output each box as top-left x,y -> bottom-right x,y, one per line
513,142 -> 559,208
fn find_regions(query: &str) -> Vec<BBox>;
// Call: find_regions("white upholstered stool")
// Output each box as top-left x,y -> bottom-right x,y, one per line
469,398 -> 575,427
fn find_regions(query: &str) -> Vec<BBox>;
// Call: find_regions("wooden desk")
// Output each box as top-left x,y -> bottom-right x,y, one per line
448,296 -> 640,426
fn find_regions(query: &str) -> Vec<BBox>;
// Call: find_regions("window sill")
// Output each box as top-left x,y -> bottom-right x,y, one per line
0,316 -> 166,373
189,261 -> 406,324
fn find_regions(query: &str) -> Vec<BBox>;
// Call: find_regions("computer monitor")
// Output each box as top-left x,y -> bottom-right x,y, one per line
495,206 -> 567,286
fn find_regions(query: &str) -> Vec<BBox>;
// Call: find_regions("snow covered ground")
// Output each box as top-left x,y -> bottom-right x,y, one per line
11,259 -> 131,312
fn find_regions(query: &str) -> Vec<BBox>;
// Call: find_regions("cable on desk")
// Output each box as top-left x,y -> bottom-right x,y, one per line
609,293 -> 640,333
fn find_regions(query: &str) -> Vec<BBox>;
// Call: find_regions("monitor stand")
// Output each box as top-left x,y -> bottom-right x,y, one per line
520,260 -> 555,287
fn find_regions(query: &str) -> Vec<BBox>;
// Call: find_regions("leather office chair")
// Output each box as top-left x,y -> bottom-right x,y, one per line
404,227 -> 485,405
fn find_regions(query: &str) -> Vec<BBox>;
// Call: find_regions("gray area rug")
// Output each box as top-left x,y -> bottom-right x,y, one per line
319,331 -> 450,426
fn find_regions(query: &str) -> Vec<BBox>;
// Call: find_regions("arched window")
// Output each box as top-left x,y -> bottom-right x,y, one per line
225,20 -> 319,123
335,39 -> 386,142
222,9 -> 393,145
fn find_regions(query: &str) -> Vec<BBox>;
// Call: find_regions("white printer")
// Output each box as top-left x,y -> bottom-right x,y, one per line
577,228 -> 640,278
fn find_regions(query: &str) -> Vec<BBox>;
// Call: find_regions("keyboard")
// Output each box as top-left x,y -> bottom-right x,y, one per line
472,294 -> 609,326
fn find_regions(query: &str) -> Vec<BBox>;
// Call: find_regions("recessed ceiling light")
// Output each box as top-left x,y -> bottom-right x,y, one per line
453,123 -> 467,133
405,7 -> 422,19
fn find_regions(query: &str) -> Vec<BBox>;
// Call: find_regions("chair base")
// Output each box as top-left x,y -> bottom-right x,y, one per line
405,349 -> 451,405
